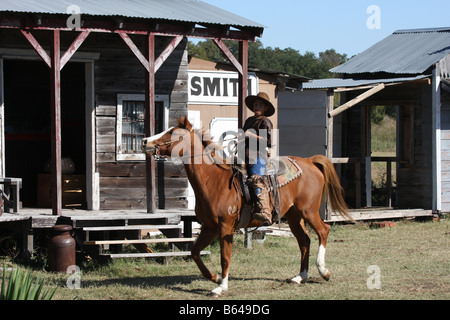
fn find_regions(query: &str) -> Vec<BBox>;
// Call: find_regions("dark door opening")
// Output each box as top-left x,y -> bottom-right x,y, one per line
4,60 -> 86,208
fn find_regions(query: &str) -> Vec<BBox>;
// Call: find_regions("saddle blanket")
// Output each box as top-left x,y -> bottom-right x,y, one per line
268,156 -> 303,188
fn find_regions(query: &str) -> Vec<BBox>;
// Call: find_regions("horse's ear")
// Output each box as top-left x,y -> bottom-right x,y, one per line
183,115 -> 193,131
178,115 -> 184,127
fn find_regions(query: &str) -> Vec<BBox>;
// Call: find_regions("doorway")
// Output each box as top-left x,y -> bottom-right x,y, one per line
369,105 -> 397,207
3,60 -> 86,208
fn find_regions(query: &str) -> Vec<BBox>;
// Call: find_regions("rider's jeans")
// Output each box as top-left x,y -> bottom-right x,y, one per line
247,156 -> 266,194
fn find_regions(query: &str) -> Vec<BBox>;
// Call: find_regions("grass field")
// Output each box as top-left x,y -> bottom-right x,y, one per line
1,216 -> 448,301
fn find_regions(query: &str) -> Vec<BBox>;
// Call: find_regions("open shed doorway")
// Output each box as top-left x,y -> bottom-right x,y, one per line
368,105 -> 397,208
3,60 -> 86,208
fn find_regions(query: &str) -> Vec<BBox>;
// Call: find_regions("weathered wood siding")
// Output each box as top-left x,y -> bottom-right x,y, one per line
396,83 -> 433,210
440,88 -> 450,212
278,90 -> 327,157
91,33 -> 189,210
97,160 -> 188,210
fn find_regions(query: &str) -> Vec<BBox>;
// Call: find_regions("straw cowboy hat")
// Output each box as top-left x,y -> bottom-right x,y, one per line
245,92 -> 275,117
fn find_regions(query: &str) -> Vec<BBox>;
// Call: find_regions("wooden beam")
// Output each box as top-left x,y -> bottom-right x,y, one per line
213,39 -> 243,75
60,30 -> 90,70
432,67 -> 441,213
145,33 -> 157,213
238,41 -> 248,128
328,83 -> 385,118
154,35 -> 184,72
118,32 -> 150,72
325,90 -> 334,220
50,30 -> 62,215
20,30 -> 51,68
84,238 -> 196,245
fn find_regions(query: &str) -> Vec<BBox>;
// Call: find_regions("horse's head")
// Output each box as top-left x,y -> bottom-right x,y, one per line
141,116 -> 193,158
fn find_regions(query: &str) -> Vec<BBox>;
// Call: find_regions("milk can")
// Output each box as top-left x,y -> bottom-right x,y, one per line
48,225 -> 76,272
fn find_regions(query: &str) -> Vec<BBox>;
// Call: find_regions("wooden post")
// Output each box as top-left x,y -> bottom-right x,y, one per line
50,30 -> 62,215
238,41 -> 248,128
145,33 -> 157,213
325,90 -> 334,219
432,67 -> 441,213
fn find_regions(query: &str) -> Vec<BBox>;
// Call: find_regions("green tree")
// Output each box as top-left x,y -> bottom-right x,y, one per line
187,39 -> 348,79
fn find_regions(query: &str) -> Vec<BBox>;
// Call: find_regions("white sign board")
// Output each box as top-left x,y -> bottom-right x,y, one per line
188,70 -> 258,105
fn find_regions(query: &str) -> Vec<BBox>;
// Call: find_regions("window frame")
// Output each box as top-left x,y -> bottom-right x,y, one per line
116,94 -> 169,161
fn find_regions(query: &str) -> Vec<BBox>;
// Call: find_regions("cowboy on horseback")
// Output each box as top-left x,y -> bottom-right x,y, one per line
241,92 -> 274,226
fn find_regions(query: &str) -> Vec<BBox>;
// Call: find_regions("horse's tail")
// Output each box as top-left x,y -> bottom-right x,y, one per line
311,155 -> 352,221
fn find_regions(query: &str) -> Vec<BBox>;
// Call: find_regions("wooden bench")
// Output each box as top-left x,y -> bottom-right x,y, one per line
0,177 -> 22,213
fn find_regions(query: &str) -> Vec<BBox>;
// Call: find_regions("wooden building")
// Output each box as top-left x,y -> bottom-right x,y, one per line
280,27 -> 450,220
0,0 -> 264,215
187,57 -> 307,146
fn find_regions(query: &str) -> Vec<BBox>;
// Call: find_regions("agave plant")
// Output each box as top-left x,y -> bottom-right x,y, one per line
1,265 -> 56,300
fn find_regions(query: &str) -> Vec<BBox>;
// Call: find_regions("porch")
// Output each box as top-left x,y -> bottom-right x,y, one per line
0,208 -> 203,263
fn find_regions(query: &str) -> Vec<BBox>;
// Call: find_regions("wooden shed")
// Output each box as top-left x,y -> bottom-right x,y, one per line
0,0 -> 264,215
280,27 -> 450,220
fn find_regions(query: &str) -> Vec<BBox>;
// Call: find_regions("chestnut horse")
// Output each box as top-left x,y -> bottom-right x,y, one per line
142,116 -> 350,297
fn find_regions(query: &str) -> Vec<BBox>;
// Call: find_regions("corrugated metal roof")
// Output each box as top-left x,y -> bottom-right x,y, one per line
331,27 -> 450,75
0,0 -> 265,29
303,75 -> 429,90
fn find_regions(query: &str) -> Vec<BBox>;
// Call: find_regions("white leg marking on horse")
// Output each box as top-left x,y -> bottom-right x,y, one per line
290,269 -> 308,284
316,244 -> 329,278
211,274 -> 228,296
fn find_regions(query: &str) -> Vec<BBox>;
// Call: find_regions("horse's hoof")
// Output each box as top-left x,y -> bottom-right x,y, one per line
287,278 -> 301,285
210,286 -> 224,297
321,269 -> 331,281
288,271 -> 308,284
209,291 -> 221,298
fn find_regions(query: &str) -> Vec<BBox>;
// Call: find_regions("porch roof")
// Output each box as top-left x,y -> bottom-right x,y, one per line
0,0 -> 264,40
303,74 -> 430,90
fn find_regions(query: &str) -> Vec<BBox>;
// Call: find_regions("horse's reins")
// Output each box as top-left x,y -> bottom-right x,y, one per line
153,128 -> 237,163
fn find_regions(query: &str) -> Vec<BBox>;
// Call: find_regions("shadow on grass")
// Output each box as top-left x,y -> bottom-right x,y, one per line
75,274 -> 324,297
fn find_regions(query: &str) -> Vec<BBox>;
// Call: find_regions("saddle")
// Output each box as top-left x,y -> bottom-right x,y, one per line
231,157 -> 302,228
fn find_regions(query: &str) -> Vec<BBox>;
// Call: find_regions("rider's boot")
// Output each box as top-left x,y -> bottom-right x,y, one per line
249,175 -> 272,226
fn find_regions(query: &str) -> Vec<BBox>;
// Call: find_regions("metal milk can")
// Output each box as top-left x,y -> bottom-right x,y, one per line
48,225 -> 76,272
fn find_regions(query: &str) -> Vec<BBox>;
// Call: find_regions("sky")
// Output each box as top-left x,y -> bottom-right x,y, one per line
202,0 -> 450,57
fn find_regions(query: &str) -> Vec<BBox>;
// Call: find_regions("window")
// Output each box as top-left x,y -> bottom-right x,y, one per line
116,94 -> 169,161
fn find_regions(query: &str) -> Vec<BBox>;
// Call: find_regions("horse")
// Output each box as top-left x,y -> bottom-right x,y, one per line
142,116 -> 351,297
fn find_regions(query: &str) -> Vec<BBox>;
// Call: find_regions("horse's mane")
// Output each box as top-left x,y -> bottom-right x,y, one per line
177,118 -> 232,170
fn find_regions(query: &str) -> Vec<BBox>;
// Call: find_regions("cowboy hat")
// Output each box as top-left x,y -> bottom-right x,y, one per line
245,92 -> 275,117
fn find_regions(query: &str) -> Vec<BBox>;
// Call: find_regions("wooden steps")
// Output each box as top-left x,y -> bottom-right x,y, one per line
82,225 -> 183,232
104,251 -> 210,260
84,237 -> 197,246
60,211 -> 207,262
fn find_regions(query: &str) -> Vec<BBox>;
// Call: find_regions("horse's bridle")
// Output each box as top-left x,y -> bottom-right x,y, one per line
151,128 -> 194,160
